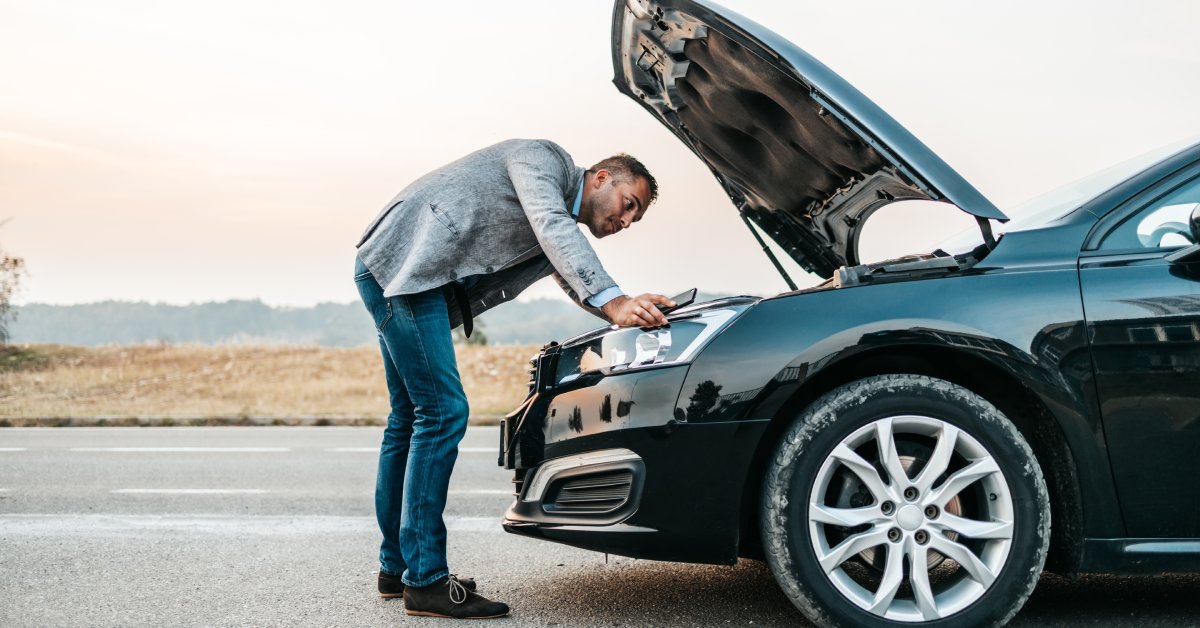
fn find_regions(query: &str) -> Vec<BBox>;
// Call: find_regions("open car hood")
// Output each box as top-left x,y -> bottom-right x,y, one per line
612,0 -> 1007,279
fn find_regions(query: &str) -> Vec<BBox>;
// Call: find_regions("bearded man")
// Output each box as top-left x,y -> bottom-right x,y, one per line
354,139 -> 674,619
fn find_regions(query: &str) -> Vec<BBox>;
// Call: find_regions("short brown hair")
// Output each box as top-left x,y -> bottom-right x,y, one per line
588,154 -> 659,205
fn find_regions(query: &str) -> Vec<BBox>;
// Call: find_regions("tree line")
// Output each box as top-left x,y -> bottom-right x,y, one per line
11,290 -> 740,347
10,298 -> 604,347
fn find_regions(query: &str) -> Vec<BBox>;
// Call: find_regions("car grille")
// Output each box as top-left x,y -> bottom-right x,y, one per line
544,470 -> 634,513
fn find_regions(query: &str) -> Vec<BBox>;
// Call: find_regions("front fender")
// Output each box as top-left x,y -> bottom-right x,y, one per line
676,265 -> 1123,540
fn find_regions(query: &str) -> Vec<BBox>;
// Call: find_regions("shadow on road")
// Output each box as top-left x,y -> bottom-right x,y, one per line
504,559 -> 801,626
1014,572 -> 1200,626
507,559 -> 1200,627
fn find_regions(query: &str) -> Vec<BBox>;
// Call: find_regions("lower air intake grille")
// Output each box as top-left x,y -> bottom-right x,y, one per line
544,470 -> 633,513
510,468 -> 527,499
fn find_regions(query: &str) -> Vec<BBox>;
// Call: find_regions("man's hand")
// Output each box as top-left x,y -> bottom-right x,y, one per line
600,293 -> 675,328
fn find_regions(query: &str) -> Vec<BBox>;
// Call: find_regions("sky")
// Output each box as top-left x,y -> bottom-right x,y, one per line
2,0 -> 1198,307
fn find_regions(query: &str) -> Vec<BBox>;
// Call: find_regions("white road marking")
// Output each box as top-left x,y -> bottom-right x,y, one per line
2,425 -> 501,432
0,514 -> 502,535
0,448 -> 28,451
69,447 -> 290,453
326,447 -> 495,453
451,517 -> 501,532
111,489 -> 270,495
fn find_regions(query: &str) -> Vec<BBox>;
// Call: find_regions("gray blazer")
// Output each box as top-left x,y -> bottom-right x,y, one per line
355,139 -> 615,327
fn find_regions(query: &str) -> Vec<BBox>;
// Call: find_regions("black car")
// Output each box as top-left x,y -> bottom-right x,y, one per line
499,1 -> 1200,626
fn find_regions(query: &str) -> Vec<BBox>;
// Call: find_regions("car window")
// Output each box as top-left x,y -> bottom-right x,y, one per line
1136,203 -> 1199,248
937,139 -> 1200,255
1099,176 -> 1200,251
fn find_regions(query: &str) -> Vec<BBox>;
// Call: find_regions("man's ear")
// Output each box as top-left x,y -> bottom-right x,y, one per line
592,169 -> 610,188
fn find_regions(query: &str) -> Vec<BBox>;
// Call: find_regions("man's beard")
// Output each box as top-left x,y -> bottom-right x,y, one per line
582,195 -> 605,237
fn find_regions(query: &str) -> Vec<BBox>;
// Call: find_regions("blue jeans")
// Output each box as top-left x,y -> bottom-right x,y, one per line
354,255 -> 470,587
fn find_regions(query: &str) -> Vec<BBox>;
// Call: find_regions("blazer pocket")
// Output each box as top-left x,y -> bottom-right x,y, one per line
429,202 -> 459,237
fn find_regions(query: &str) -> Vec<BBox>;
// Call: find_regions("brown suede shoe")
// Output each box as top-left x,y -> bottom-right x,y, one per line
379,571 -> 475,599
403,575 -> 509,619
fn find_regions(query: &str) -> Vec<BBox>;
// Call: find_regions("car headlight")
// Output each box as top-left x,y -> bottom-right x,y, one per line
556,309 -> 738,384
632,329 -> 672,367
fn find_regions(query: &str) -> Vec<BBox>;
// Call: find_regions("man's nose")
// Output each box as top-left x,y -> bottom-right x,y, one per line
620,216 -> 632,229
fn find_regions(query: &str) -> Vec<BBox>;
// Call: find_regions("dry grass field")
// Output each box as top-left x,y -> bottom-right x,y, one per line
0,343 -> 539,425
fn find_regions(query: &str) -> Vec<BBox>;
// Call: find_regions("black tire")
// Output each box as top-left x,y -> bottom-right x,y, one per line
760,374 -> 1049,627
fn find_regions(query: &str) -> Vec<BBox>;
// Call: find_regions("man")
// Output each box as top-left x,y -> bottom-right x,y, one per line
353,139 -> 675,619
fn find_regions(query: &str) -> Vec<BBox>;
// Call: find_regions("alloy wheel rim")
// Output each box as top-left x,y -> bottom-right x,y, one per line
806,415 -> 1015,622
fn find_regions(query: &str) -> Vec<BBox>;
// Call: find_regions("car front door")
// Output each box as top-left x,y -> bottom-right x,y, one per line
1079,168 -> 1200,537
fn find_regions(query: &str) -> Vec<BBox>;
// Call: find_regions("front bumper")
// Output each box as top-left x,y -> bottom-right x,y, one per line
498,415 -> 769,563
497,357 -> 685,559
497,360 -> 770,564
501,446 -> 670,559
497,300 -> 768,564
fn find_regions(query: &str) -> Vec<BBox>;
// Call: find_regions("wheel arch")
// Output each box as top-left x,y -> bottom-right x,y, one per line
737,343 -> 1084,574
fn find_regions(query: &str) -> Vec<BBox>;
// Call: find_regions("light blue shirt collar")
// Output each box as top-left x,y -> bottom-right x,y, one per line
571,174 -> 584,220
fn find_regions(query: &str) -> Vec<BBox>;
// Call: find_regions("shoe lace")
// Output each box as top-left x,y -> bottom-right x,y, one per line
447,574 -> 470,605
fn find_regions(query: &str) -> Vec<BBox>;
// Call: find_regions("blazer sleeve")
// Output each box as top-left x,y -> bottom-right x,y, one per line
507,141 -> 617,305
553,271 -> 607,321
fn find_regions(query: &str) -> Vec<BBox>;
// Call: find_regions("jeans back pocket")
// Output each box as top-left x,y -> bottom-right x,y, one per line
355,274 -> 393,332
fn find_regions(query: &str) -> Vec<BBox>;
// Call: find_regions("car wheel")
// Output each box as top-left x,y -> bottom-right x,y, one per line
761,374 -> 1049,627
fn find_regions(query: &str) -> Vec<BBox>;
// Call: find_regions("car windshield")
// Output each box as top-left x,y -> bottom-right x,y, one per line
937,137 -> 1199,253
1006,137 -> 1198,228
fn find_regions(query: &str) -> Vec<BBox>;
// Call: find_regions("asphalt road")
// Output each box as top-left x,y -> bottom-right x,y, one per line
1,427 -> 1197,627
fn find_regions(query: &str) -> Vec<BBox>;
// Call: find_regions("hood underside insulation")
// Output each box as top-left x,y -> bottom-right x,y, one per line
677,30 -> 888,214
613,0 -> 1004,279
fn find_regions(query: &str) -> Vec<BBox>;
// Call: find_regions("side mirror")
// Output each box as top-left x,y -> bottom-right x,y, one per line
1165,204 -> 1200,263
